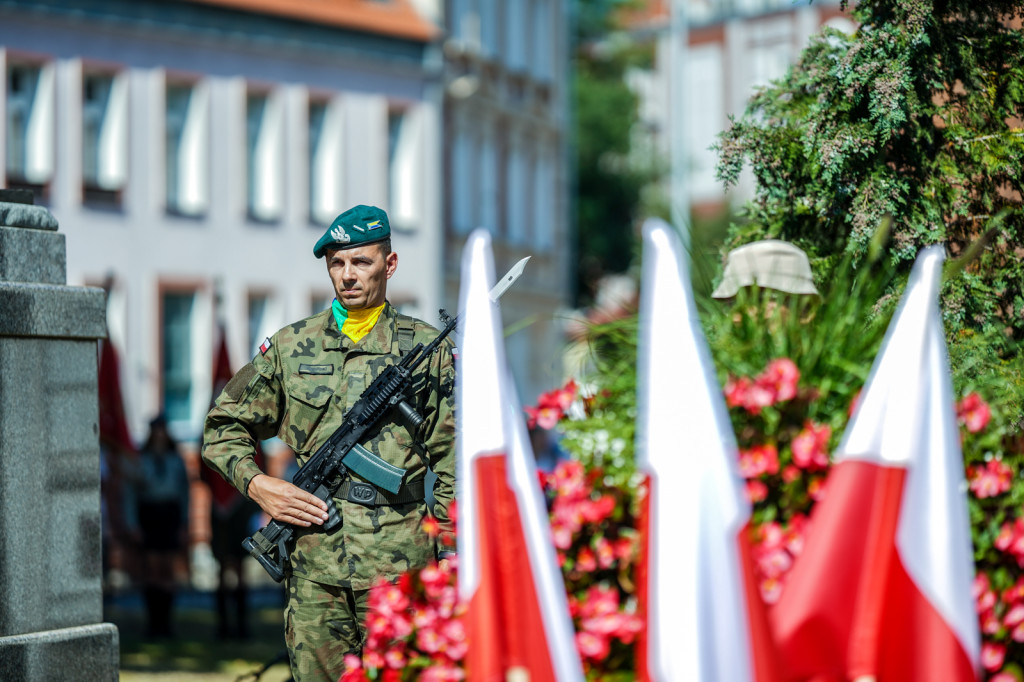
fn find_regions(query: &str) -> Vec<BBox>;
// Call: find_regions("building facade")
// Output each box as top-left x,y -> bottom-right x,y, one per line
440,0 -> 572,401
624,0 -> 853,216
1,0 -> 448,444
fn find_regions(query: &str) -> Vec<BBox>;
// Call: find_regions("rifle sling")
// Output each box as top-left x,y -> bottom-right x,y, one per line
337,477 -> 425,508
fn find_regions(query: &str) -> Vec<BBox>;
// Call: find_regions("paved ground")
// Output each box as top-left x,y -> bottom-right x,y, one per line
106,587 -> 293,682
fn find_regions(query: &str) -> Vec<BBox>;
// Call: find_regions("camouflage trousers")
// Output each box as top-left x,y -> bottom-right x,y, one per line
284,576 -> 369,682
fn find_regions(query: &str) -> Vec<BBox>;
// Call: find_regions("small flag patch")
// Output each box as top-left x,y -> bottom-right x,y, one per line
259,337 -> 272,355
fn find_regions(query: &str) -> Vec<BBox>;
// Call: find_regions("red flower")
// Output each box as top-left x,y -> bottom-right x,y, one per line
421,515 -> 442,538
577,547 -> 597,572
757,358 -> 800,402
791,421 -> 831,470
982,642 -> 1007,672
745,479 -> 768,502
738,444 -> 779,478
575,631 -> 611,661
968,459 -> 1013,499
725,375 -> 777,415
957,392 -> 992,433
340,655 -> 369,682
525,380 -> 579,429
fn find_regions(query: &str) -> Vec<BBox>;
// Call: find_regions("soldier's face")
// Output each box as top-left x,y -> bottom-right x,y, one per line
326,243 -> 397,310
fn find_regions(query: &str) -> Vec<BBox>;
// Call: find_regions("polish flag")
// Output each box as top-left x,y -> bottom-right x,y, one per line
770,245 -> 980,681
635,219 -> 778,682
456,230 -> 585,682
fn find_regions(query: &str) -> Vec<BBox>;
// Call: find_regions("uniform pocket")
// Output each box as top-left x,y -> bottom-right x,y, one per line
281,376 -> 336,453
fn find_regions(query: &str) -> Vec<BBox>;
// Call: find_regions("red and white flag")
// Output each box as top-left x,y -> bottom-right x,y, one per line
456,230 -> 585,682
770,245 -> 980,681
635,219 -> 778,682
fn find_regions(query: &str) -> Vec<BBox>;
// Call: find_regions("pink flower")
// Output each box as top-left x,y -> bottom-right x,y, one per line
725,376 -> 775,414
791,422 -> 831,470
340,655 -> 369,682
760,576 -> 783,604
525,405 -> 561,430
995,522 -> 1016,552
421,515 -> 441,538
577,547 -> 597,573
781,465 -> 801,483
808,476 -> 827,502
957,392 -> 992,433
725,376 -> 754,409
580,495 -> 616,524
363,650 -> 386,670
383,645 -> 407,669
746,479 -> 768,503
981,609 -> 1001,634
989,673 -> 1020,682
982,642 -> 1007,672
968,459 -> 1013,498
757,358 -> 800,402
595,537 -> 616,569
525,380 -> 578,429
575,631 -> 610,661
738,444 -> 780,478
420,664 -> 466,682
1006,603 -> 1024,629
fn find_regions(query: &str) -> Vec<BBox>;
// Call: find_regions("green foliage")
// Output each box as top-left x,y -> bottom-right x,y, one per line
714,0 -> 1024,348
572,0 -> 664,306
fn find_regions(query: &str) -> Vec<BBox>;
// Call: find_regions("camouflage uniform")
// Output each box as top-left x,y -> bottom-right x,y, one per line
202,302 -> 456,681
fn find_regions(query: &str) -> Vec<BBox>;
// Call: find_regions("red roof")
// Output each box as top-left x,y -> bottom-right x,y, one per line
183,0 -> 438,42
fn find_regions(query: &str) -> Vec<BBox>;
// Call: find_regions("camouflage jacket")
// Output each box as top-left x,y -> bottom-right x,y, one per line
202,303 -> 456,589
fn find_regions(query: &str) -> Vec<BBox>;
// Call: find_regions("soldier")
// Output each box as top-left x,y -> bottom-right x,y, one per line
202,205 -> 456,682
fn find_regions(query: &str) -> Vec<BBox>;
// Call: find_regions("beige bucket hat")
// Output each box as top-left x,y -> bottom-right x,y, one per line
711,239 -> 819,298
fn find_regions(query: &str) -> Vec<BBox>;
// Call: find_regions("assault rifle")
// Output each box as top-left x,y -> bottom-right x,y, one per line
242,257 -> 529,582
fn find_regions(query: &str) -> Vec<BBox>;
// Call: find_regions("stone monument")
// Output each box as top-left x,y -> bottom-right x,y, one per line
0,189 -> 119,679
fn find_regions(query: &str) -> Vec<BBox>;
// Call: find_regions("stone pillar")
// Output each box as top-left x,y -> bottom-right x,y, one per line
0,189 -> 119,680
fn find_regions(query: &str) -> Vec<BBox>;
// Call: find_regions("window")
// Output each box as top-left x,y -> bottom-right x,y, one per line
246,90 -> 283,222
5,62 -> 55,191
165,81 -> 209,215
451,128 -> 474,235
506,141 -> 527,244
162,292 -> 195,425
387,107 -> 417,229
530,0 -> 554,81
309,97 -> 344,225
478,127 -> 498,233
533,148 -> 554,250
504,1 -> 527,71
247,292 -> 281,359
82,72 -> 128,204
310,292 -> 334,316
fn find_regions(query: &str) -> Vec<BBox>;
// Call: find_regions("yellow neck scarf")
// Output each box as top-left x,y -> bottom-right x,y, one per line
332,300 -> 385,343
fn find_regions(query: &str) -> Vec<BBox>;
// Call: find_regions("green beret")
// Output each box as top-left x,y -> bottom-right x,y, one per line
313,204 -> 391,258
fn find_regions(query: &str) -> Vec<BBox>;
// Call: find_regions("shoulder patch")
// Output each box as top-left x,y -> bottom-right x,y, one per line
223,363 -> 258,402
259,337 -> 272,355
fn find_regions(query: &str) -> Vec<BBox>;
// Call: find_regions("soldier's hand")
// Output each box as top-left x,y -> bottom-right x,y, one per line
248,474 -> 329,527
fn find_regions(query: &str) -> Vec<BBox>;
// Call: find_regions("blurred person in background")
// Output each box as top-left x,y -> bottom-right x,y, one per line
200,445 -> 264,639
124,415 -> 191,638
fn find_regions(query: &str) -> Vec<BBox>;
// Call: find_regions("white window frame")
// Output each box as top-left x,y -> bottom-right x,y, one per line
165,78 -> 209,216
246,88 -> 285,222
309,95 -> 345,226
81,69 -> 128,194
4,59 -> 55,186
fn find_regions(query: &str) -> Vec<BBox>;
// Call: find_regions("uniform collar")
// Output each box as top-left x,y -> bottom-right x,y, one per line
322,301 -> 396,355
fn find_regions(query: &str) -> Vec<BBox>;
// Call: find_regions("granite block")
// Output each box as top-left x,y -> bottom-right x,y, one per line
0,283 -> 106,339
0,225 -> 67,284
0,623 -> 119,681
0,202 -> 58,231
